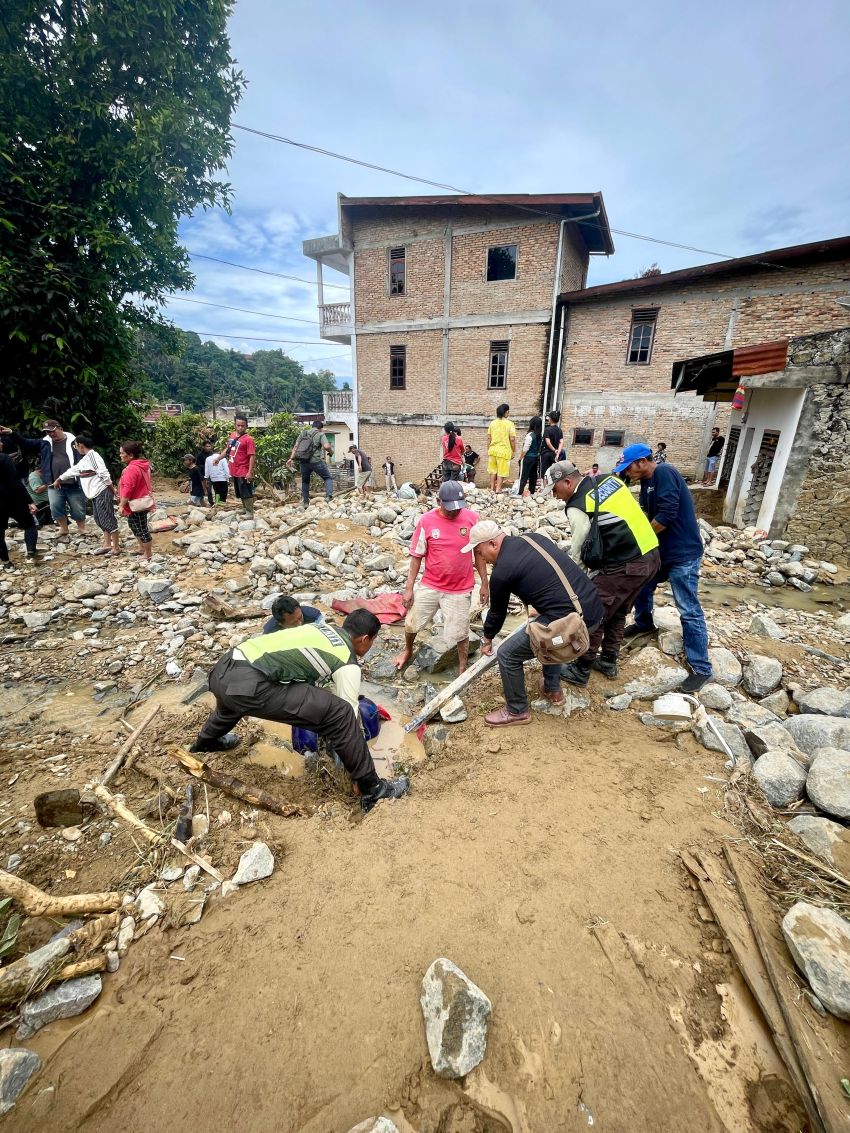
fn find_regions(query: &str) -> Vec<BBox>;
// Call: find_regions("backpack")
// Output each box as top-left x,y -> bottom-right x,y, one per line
293,428 -> 320,461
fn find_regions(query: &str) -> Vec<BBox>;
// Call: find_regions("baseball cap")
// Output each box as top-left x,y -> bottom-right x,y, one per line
540,460 -> 581,496
613,443 -> 652,475
437,480 -> 466,512
42,419 -> 60,432
461,519 -> 503,553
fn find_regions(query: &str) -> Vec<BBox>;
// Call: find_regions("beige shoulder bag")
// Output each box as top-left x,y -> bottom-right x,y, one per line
521,536 -> 590,664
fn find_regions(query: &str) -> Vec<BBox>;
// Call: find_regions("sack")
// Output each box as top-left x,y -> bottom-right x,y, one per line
520,535 -> 590,664
293,428 -> 320,461
581,479 -> 606,571
129,494 -> 154,513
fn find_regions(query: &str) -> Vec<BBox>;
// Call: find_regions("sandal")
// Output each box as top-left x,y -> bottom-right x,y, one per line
93,547 -> 111,556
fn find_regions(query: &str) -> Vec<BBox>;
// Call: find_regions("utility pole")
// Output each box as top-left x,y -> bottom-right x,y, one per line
209,367 -> 216,420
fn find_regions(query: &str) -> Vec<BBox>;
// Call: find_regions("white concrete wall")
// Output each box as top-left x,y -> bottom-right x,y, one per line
723,386 -> 806,531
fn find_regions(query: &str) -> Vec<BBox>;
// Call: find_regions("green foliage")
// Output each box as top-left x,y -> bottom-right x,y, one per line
145,412 -> 229,478
0,1 -> 244,446
0,898 -> 21,962
132,329 -> 340,415
254,413 -> 301,486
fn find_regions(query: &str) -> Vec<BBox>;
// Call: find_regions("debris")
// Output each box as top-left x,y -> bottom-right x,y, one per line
782,902 -> 850,1020
420,957 -> 492,1078
16,974 -> 103,1039
0,1049 -> 42,1117
170,747 -> 307,818
693,718 -> 751,764
752,751 -> 808,807
0,867 -> 124,918
347,1120 -> 399,1133
232,841 -> 275,886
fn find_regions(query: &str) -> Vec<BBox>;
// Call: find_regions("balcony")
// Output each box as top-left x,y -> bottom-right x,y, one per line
323,389 -> 353,415
319,301 -> 353,343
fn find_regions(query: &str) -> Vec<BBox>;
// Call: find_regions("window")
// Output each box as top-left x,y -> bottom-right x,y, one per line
389,247 -> 405,296
488,340 -> 509,389
389,345 -> 406,389
486,244 -> 518,282
627,308 -> 658,364
573,428 -> 594,445
603,429 -> 625,447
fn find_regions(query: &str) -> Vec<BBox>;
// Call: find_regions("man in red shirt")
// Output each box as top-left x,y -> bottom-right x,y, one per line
223,413 -> 257,517
394,481 -> 489,674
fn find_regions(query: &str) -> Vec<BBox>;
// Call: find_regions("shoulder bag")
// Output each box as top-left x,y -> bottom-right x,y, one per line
521,536 -> 590,664
581,479 -> 606,571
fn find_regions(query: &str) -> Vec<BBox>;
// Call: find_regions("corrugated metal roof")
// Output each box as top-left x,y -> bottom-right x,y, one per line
732,339 -> 788,376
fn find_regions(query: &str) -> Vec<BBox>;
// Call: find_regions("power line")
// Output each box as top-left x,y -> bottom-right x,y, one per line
165,294 -> 319,324
184,329 -> 330,344
232,123 -> 786,268
186,250 -> 349,289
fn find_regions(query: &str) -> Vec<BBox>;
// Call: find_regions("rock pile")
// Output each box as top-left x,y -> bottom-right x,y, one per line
700,522 -> 840,593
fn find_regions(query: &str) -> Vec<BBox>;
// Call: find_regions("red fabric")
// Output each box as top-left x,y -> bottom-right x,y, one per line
409,507 -> 478,592
225,431 -> 256,477
441,434 -> 465,464
331,593 -> 409,624
118,459 -> 153,516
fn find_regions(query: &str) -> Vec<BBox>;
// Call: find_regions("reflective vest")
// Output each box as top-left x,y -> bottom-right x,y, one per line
236,622 -> 356,686
570,474 -> 658,569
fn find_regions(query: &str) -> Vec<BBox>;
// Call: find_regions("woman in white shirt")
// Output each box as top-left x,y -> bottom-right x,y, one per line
54,434 -> 119,554
204,450 -> 231,503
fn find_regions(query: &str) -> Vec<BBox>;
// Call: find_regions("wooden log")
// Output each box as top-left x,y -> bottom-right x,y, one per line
0,938 -> 71,1007
91,783 -> 224,884
131,758 -> 182,804
0,868 -> 124,918
53,955 -> 107,982
101,702 -> 159,786
67,910 -> 122,956
170,748 -> 307,818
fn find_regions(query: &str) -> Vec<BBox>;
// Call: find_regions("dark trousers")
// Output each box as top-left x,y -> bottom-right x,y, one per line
498,619 -> 561,714
299,460 -> 333,506
211,481 -> 228,503
441,460 -> 461,482
539,452 -> 556,481
518,454 -> 540,494
197,654 -> 376,782
587,549 -> 660,660
232,476 -> 253,500
0,502 -> 37,561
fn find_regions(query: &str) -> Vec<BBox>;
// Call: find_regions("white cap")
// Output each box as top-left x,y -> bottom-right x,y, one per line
460,519 -> 503,553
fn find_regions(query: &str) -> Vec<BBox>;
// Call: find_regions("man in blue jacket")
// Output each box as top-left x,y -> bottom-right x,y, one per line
615,443 -> 713,693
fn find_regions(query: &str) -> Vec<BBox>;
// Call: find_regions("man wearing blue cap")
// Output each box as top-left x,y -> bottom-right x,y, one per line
614,443 -> 713,694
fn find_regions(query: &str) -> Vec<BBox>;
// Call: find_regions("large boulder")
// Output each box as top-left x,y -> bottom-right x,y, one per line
749,613 -> 787,640
744,722 -> 807,762
784,715 -> 850,756
788,815 -> 850,869
249,558 -> 275,578
420,958 -> 491,1078
622,648 -> 688,700
16,974 -> 102,1039
759,689 -> 790,718
726,701 -> 778,730
752,751 -> 807,807
806,748 -> 850,819
699,683 -> 733,711
782,902 -> 850,1019
707,647 -> 742,687
795,688 -> 850,719
693,718 -> 751,764
742,655 -> 783,698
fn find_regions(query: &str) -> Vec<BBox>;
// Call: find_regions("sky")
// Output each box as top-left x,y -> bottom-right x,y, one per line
168,0 -> 850,385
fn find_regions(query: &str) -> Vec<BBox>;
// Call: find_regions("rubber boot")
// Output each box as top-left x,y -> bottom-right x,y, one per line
243,496 -> 255,518
358,774 -> 411,813
560,656 -> 593,686
592,652 -> 619,679
190,732 -> 240,753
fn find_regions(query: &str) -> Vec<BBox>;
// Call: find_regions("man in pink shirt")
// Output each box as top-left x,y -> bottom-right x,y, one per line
394,481 -> 489,674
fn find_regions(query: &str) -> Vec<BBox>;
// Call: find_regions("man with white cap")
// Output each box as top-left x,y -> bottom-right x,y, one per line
463,521 -> 603,726
393,480 -> 486,675
542,460 -> 660,684
614,442 -> 713,693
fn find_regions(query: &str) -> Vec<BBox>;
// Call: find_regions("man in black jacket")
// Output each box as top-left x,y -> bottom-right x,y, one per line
463,521 -> 603,726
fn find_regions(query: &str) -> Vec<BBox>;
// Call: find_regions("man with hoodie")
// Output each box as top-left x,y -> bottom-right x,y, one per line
0,419 -> 85,538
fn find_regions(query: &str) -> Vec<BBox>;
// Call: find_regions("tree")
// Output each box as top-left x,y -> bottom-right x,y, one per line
635,263 -> 662,278
144,412 -> 230,479
0,1 -> 244,444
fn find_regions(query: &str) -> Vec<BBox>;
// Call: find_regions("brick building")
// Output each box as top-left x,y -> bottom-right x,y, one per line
303,193 -> 613,481
556,237 -> 850,478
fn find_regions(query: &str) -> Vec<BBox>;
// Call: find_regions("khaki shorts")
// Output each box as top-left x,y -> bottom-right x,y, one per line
356,470 -> 373,488
405,585 -> 472,645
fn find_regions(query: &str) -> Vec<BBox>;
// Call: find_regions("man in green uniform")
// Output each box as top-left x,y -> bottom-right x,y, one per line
191,609 -> 409,812
542,461 -> 660,684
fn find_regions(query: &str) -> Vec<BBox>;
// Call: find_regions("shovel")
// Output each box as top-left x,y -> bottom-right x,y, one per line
34,703 -> 159,828
652,692 -> 738,770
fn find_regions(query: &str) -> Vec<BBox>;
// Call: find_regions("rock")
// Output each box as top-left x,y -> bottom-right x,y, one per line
220,880 -> 240,897
420,958 -> 492,1078
562,688 -> 590,716
606,693 -> 632,711
707,647 -> 742,687
699,683 -> 733,711
760,689 -> 790,718
782,902 -> 850,1020
752,751 -> 807,807
653,607 -> 681,632
806,748 -> 850,819
71,578 -> 107,599
22,611 -> 53,628
744,722 -> 807,762
440,696 -> 468,724
726,701 -> 778,729
16,974 -> 102,1039
232,841 -> 274,886
658,629 -> 684,656
416,637 -> 462,674
0,1049 -> 42,1116
136,886 -> 165,920
622,648 -> 688,699
136,578 -> 174,604
785,715 -> 850,756
423,724 -> 450,757
836,613 -> 850,633
106,951 -> 120,973
328,545 -> 346,567
377,507 -> 398,524
748,613 -> 787,640
788,815 -> 850,867
766,571 -> 786,587
796,688 -> 850,719
363,553 -> 394,572
693,718 -> 751,763
117,915 -> 135,955
273,554 -> 297,573
183,865 -> 201,892
249,557 -> 275,577
742,654 -> 783,698
348,1120 -> 399,1133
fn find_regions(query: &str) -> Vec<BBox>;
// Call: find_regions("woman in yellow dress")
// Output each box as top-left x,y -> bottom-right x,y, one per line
486,403 -> 516,492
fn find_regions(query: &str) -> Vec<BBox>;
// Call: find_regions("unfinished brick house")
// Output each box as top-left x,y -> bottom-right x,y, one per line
303,192 -> 614,481
556,237 -> 850,478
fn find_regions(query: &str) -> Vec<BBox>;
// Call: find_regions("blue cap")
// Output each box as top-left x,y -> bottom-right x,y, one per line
613,443 -> 652,475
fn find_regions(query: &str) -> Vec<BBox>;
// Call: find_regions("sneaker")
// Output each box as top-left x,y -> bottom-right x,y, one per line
623,622 -> 656,639
485,706 -> 531,727
360,775 -> 410,813
680,672 -> 711,694
189,732 -> 240,753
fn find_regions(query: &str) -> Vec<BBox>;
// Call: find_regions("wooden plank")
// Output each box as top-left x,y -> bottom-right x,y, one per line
724,843 -> 850,1133
687,850 -> 823,1133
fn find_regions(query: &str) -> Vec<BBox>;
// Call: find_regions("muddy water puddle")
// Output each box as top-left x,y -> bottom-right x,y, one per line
700,579 -> 850,612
